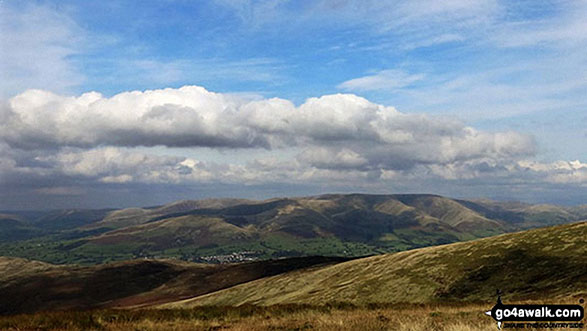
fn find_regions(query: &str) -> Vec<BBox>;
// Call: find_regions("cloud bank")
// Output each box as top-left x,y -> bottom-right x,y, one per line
0,85 -> 584,208
1,86 -> 534,164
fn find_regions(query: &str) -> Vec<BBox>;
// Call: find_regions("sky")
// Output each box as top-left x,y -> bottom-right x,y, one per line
0,0 -> 586,209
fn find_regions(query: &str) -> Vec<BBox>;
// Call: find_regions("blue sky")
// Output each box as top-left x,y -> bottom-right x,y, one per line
1,0 -> 586,208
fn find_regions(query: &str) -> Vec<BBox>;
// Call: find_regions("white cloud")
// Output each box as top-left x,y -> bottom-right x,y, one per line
298,147 -> 369,170
345,56 -> 587,122
43,147 -> 213,184
337,70 -> 425,91
212,0 -> 498,51
1,86 -> 536,173
0,3 -> 85,97
491,1 -> 587,48
400,33 -> 464,50
517,160 -> 587,185
99,175 -> 134,184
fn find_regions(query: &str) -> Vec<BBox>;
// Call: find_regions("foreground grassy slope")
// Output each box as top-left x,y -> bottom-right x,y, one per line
0,256 -> 349,315
168,221 -> 587,306
0,304 -> 518,331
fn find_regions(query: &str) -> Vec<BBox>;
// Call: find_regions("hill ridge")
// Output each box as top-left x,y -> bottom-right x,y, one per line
1,193 -> 585,265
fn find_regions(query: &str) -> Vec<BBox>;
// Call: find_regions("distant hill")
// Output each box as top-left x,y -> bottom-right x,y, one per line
0,194 -> 585,264
165,221 -> 587,307
0,215 -> 44,241
92,198 -> 253,229
31,209 -> 114,231
458,198 -> 587,230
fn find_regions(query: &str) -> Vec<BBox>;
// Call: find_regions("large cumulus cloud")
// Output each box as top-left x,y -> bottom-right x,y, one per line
1,86 -> 536,172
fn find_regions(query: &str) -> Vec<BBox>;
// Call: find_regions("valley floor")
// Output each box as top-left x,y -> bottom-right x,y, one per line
0,303 -> 581,331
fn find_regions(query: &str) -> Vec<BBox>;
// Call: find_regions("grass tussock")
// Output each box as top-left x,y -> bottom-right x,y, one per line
1,303 -> 581,331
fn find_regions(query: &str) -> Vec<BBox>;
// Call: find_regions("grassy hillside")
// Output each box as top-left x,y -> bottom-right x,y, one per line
0,256 -> 349,315
166,221 -> 587,307
0,303 -> 514,331
0,216 -> 44,241
89,215 -> 255,249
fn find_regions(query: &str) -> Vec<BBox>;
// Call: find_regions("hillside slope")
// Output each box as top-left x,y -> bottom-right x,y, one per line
0,256 -> 349,315
166,221 -> 587,307
0,216 -> 44,241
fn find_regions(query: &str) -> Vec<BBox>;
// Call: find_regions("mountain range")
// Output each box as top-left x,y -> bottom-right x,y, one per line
1,194 -> 585,265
